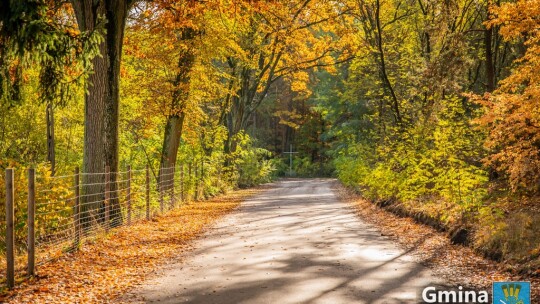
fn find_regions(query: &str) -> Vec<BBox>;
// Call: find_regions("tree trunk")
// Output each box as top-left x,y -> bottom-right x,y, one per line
224,92 -> 249,155
224,108 -> 238,155
374,0 -> 401,125
72,0 -> 131,228
484,5 -> 495,93
160,114 -> 185,190
104,0 -> 129,227
159,27 -> 196,190
72,0 -> 107,229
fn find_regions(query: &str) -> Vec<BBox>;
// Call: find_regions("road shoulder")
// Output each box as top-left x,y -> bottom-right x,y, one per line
337,183 -> 539,301
1,187 -> 266,304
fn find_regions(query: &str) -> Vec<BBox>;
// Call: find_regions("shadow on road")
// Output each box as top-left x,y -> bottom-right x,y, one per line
121,179 -> 444,304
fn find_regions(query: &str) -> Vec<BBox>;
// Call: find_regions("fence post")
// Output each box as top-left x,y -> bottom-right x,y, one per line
188,162 -> 192,201
127,165 -> 131,225
200,157 -> 204,199
104,166 -> 110,232
170,167 -> 175,209
74,167 -> 80,249
146,165 -> 150,220
159,167 -> 164,214
194,162 -> 199,201
180,163 -> 184,202
27,168 -> 35,276
5,168 -> 15,289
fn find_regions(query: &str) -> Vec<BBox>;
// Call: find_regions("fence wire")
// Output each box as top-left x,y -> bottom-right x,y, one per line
1,163 -> 200,285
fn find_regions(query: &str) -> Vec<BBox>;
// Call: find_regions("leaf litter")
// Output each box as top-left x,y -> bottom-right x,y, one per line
1,187 -> 266,303
336,183 -> 539,302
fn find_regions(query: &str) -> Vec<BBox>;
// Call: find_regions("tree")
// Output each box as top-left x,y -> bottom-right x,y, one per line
0,1 -> 99,106
350,0 -> 406,125
137,2 -> 207,178
124,1 -> 225,188
0,1 -> 100,174
71,0 -> 134,227
475,0 -> 540,193
217,0 -> 353,154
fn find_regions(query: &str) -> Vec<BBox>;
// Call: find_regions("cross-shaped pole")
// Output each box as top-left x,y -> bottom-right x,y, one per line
283,144 -> 298,177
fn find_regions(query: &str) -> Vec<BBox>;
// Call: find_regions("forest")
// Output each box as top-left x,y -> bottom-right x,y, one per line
0,0 -> 540,293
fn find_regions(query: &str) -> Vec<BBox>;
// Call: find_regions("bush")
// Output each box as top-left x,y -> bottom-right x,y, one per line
291,156 -> 334,177
234,133 -> 277,188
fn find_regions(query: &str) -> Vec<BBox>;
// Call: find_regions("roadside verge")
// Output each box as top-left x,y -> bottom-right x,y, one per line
1,187 -> 266,303
335,182 -> 539,302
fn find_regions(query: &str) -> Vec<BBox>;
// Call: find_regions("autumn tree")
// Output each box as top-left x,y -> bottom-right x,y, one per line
475,0 -> 540,193
216,0 -> 353,154
0,1 -> 99,107
124,1 -> 234,189
70,0 -> 136,227
134,2 -> 209,179
0,0 -> 100,171
291,0 -> 501,207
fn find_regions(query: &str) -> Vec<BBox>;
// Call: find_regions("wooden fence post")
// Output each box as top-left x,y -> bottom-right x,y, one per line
188,162 -> 192,201
169,167 -> 174,209
180,163 -> 184,202
126,165 -> 132,225
27,168 -> 35,276
104,166 -> 110,232
194,162 -> 199,201
145,165 -> 150,220
159,167 -> 164,214
74,167 -> 80,248
5,168 -> 15,289
200,157 -> 204,199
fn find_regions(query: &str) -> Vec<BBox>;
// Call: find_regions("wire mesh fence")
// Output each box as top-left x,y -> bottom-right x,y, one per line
0,163 -> 202,288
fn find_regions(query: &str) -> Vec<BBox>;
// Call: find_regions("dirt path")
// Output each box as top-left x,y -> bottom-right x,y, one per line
120,179 -> 442,303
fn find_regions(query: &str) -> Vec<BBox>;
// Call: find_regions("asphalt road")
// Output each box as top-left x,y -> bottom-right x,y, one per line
120,179 -> 441,303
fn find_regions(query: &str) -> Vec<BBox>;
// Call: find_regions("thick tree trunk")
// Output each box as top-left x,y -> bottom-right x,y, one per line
72,0 -> 130,228
72,0 -> 108,229
104,0 -> 128,227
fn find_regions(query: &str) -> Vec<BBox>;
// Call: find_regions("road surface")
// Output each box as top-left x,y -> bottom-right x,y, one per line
120,179 -> 441,303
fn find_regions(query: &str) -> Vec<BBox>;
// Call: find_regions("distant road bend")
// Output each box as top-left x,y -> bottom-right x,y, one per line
121,178 -> 441,304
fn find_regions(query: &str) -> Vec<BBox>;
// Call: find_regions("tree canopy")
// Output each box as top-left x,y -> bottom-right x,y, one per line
1,0 -> 540,274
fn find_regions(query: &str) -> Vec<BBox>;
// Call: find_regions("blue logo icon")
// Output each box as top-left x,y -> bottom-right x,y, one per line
493,282 -> 530,304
